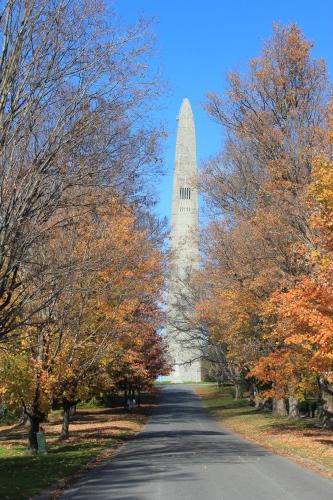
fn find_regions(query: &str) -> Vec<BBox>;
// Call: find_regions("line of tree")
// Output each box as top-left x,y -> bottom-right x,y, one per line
0,0 -> 169,452
195,24 -> 333,427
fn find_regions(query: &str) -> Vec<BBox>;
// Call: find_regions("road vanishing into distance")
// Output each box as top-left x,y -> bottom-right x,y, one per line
62,385 -> 333,500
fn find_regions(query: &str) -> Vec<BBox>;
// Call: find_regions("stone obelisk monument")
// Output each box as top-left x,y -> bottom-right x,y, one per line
166,98 -> 201,383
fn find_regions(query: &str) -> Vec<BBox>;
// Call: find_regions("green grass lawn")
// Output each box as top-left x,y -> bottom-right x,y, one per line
0,400 -> 153,499
196,385 -> 333,478
0,434 -> 126,500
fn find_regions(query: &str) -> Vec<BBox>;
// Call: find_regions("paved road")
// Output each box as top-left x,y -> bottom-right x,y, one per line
62,385 -> 333,500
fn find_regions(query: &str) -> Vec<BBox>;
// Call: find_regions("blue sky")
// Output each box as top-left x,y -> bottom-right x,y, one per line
115,0 -> 333,223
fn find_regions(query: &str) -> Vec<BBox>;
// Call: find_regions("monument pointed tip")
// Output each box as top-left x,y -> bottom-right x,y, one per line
179,97 -> 193,120
181,97 -> 191,108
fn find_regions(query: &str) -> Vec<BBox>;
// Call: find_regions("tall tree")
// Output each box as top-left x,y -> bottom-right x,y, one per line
0,193 -> 168,449
198,24 -> 329,414
0,0 -> 162,341
251,121 -> 333,425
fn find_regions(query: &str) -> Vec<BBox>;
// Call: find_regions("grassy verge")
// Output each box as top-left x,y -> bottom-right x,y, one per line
195,385 -> 333,479
0,394 -> 156,499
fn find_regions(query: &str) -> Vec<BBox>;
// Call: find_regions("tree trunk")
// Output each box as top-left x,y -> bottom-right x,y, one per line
23,387 -> 44,453
17,408 -> 28,427
255,397 -> 263,410
254,387 -> 262,410
272,398 -> 288,417
60,399 -> 71,440
318,378 -> 333,429
69,405 -> 76,416
234,383 -> 243,400
27,414 -> 41,453
248,383 -> 255,405
288,396 -> 300,419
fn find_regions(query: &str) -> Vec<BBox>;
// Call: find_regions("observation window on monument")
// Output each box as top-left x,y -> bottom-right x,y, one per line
180,187 -> 191,200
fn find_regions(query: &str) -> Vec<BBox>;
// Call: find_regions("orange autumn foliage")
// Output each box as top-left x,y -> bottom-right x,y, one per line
199,24 -> 330,410
250,138 -> 333,396
0,195 -> 168,422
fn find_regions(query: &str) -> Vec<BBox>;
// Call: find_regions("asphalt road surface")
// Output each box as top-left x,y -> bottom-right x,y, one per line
62,385 -> 333,500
